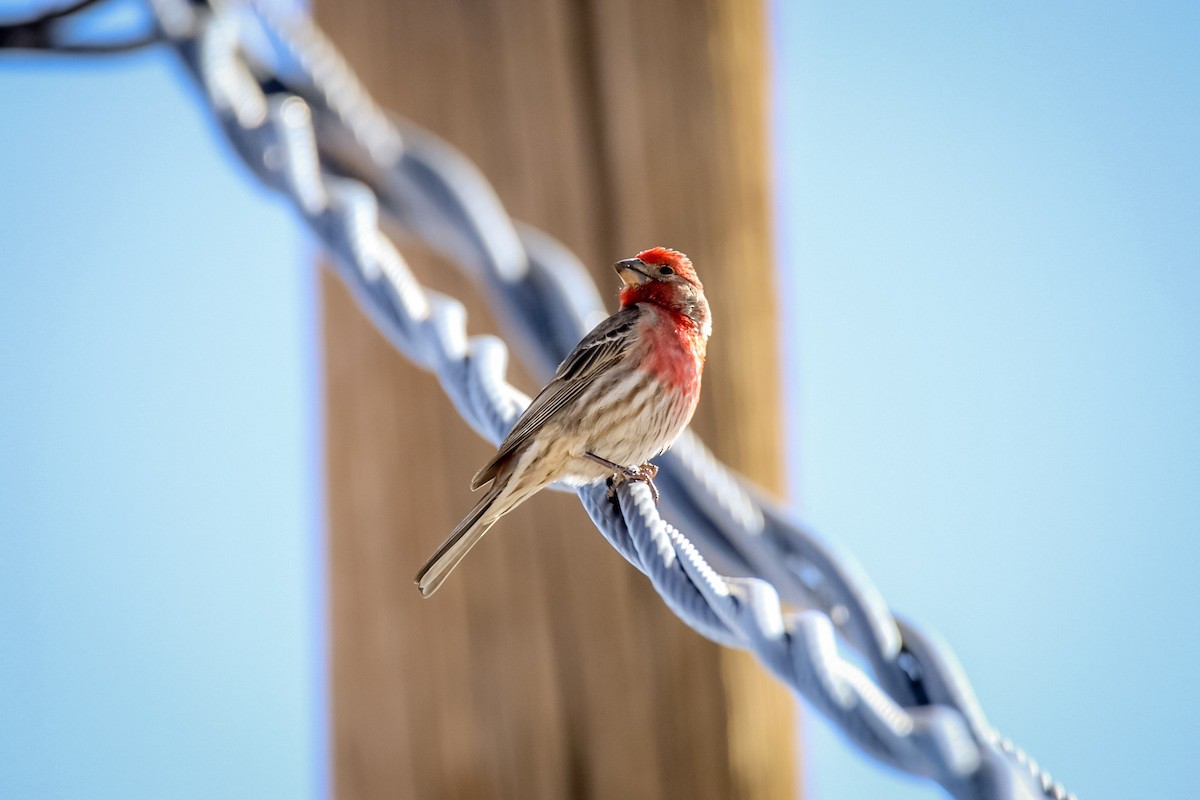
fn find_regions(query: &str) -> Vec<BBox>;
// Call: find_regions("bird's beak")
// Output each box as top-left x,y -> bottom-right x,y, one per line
614,258 -> 650,288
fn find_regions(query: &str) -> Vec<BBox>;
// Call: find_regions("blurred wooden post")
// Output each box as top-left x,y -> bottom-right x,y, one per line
318,1 -> 797,798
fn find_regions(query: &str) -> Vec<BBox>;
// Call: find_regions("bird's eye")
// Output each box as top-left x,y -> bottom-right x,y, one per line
658,266 -> 674,276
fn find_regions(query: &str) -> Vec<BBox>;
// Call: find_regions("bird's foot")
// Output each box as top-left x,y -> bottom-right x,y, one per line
633,462 -> 659,481
589,452 -> 660,505
629,465 -> 661,505
605,475 -> 620,506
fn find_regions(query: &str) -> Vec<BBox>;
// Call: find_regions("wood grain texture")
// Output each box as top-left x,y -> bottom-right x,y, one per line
318,1 -> 796,798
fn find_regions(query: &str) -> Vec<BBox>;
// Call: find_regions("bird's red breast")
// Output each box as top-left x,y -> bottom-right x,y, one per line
641,306 -> 706,398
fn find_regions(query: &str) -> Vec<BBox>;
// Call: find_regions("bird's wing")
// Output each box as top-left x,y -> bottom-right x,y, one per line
471,306 -> 643,489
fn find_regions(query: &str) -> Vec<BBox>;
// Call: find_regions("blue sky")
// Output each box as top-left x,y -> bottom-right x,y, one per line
0,51 -> 323,799
2,2 -> 1198,799
774,3 -> 1199,798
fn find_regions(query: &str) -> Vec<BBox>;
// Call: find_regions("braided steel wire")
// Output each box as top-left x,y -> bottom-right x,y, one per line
12,2 -> 1075,798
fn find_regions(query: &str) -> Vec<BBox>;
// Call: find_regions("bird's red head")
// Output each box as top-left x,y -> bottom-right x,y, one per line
614,246 -> 703,303
613,247 -> 711,338
635,247 -> 702,289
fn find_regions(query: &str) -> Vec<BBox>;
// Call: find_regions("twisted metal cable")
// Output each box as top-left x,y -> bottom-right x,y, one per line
12,2 -> 1074,798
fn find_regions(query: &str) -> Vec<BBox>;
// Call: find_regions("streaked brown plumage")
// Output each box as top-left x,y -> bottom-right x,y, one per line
415,247 -> 711,597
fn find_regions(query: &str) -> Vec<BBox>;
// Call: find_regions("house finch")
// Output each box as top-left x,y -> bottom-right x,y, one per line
415,247 -> 712,597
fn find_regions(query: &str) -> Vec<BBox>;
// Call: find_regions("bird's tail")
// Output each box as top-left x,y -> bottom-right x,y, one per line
415,479 -> 508,598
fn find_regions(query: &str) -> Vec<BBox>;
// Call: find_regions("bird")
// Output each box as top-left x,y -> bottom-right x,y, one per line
414,246 -> 712,598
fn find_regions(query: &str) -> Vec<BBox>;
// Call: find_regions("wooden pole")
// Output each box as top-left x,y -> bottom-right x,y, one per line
318,1 -> 796,798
